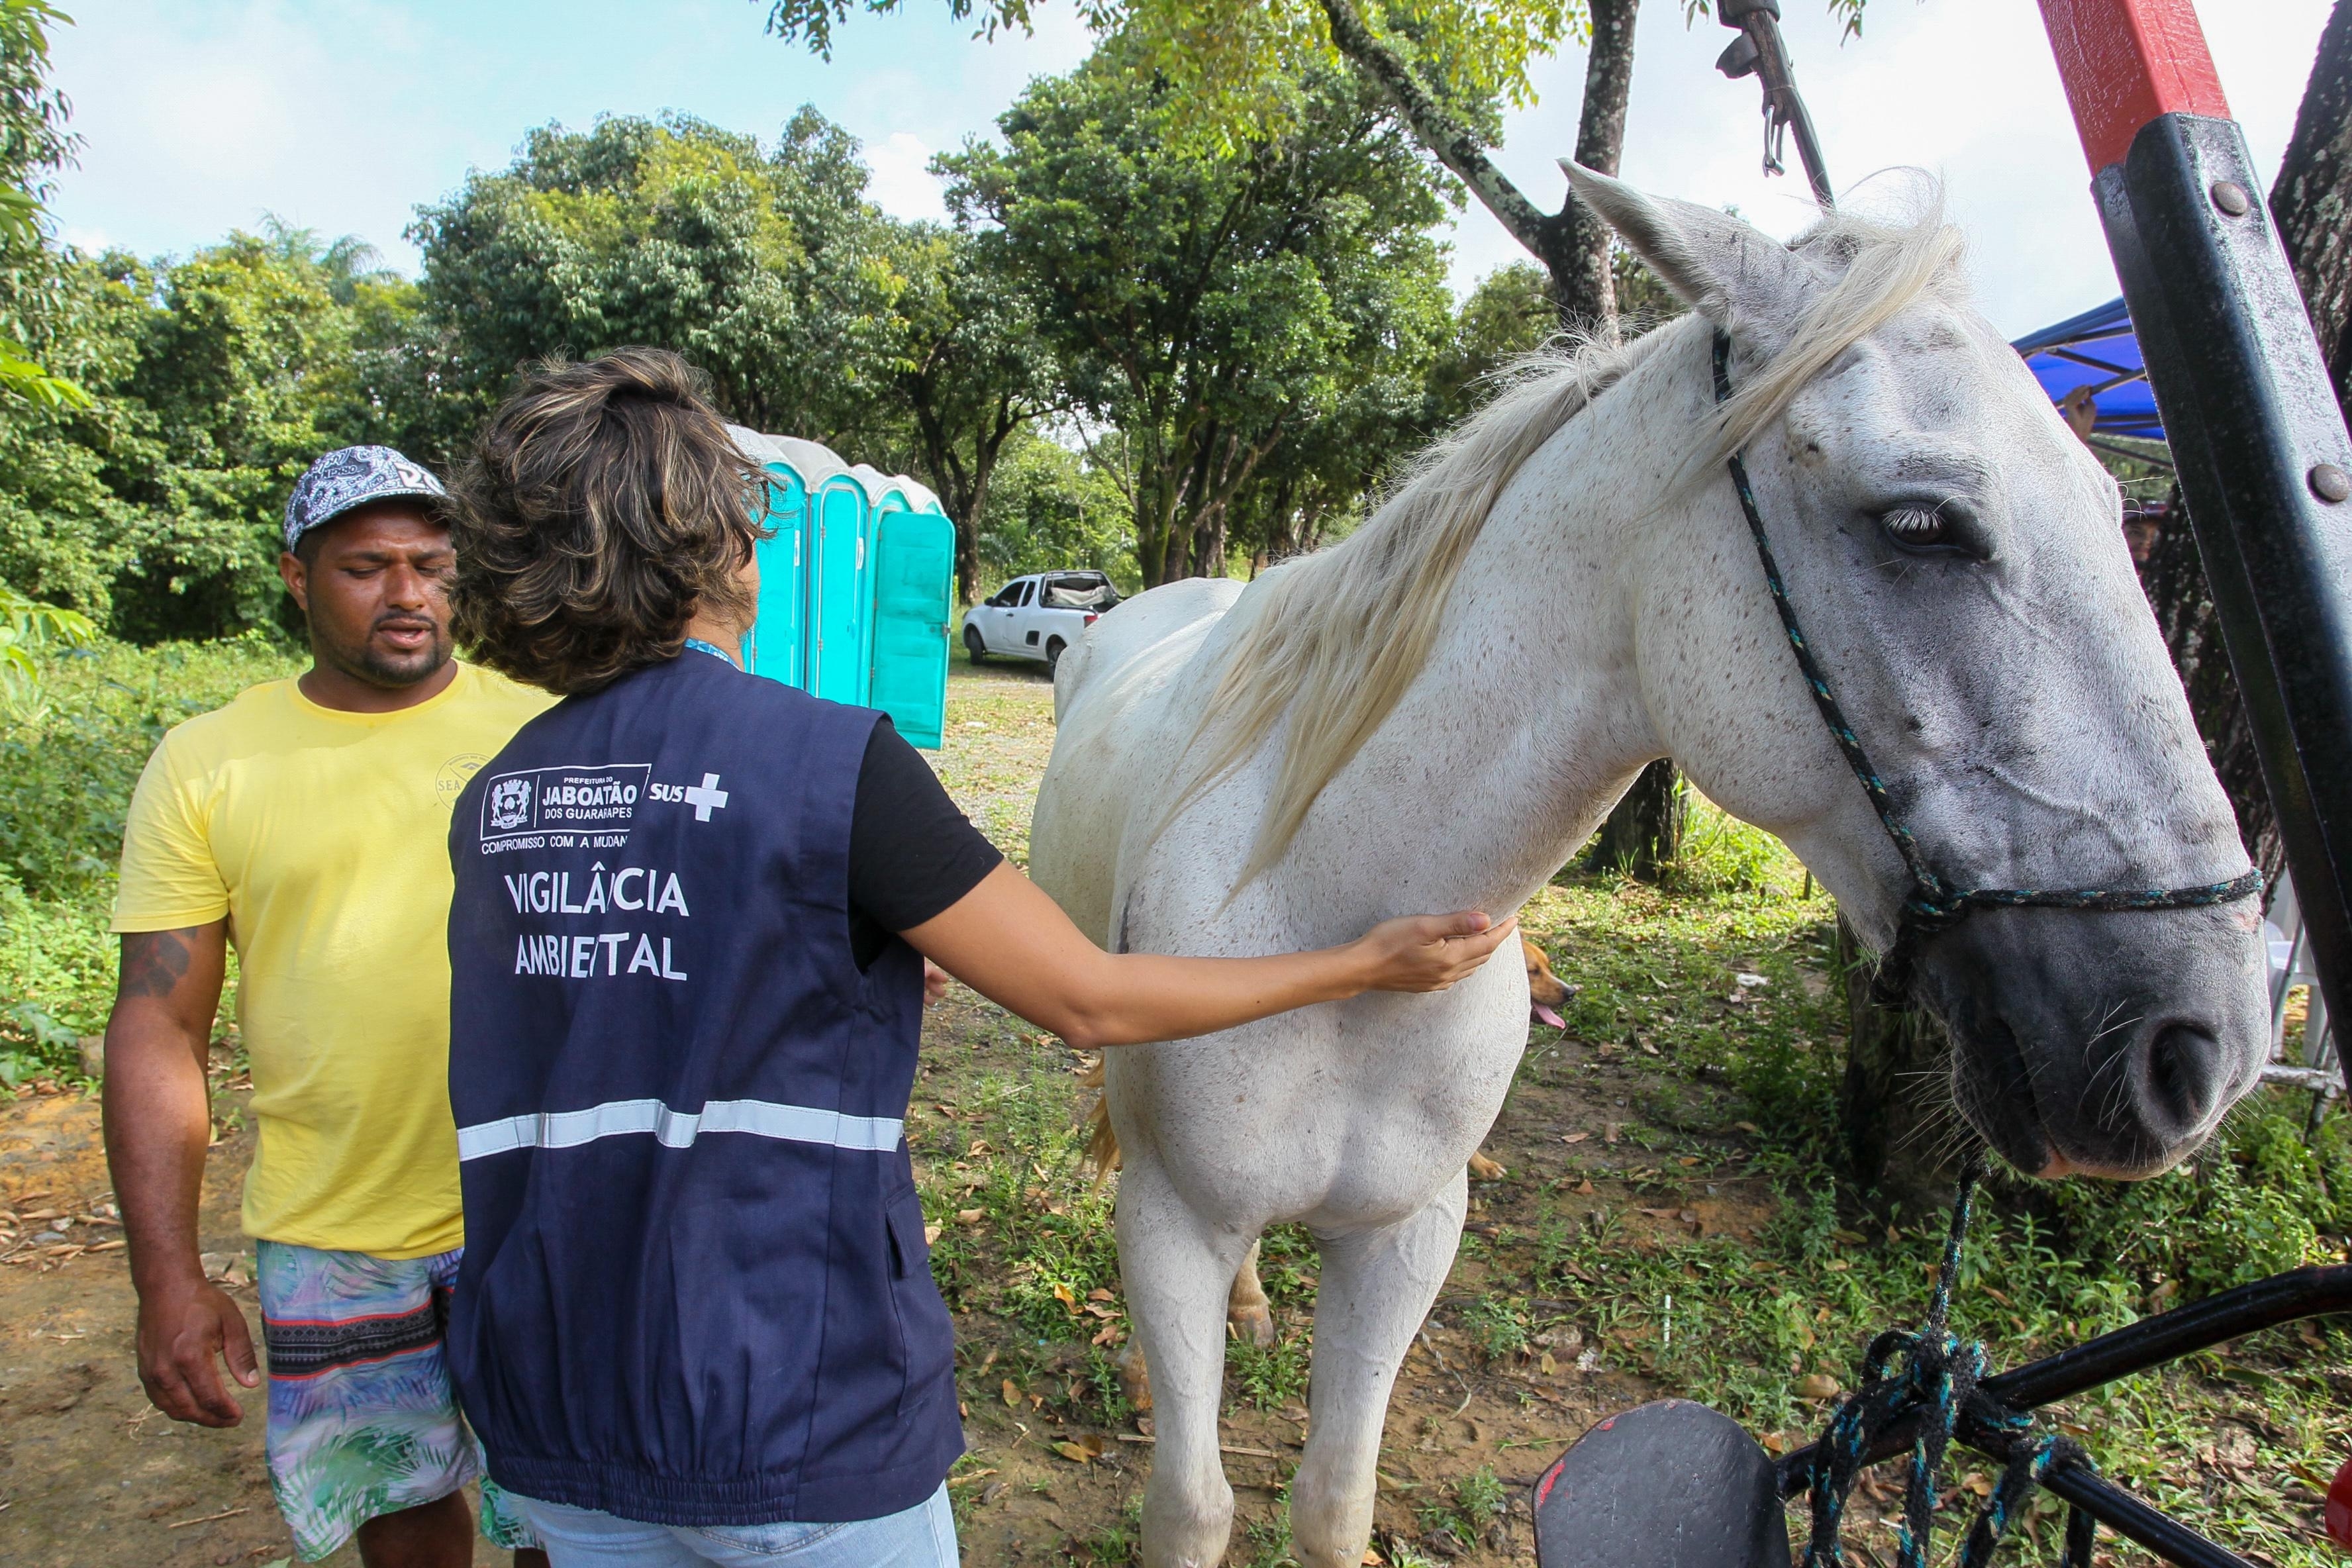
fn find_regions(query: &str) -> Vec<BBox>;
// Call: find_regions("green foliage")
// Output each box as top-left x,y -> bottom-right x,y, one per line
0,1 -> 86,412
939,44 -> 1452,584
0,577 -> 93,720
1225,1332 -> 1309,1410
0,634 -> 292,1079
411,109 -> 906,458
0,634 -> 297,899
974,433 -> 1136,593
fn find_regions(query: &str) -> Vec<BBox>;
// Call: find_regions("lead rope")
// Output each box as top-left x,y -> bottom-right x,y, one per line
1708,330 -> 2262,1004
1800,1149 -> 2100,1568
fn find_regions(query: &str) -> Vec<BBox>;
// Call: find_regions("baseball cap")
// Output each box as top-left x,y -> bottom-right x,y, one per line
282,446 -> 449,552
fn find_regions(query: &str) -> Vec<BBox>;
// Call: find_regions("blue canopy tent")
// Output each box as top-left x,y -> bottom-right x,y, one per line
2011,296 -> 2168,447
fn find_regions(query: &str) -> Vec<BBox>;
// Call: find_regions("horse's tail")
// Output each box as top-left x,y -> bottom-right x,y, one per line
1076,1055 -> 1122,1184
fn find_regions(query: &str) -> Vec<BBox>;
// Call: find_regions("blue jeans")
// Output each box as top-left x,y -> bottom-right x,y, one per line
516,1484 -> 959,1567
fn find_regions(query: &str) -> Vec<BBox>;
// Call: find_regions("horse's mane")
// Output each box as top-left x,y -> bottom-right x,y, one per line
1175,199 -> 1968,893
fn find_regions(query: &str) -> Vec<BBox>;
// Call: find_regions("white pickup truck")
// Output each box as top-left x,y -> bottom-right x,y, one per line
960,571 -> 1122,673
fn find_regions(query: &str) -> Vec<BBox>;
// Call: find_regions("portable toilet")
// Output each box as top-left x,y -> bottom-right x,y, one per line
730,429 -> 954,748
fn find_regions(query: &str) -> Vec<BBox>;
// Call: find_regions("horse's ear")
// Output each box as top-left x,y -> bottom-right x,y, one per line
1559,161 -> 1814,348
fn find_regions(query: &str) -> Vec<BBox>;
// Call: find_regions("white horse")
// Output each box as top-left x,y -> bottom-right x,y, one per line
1026,168 -> 2268,1568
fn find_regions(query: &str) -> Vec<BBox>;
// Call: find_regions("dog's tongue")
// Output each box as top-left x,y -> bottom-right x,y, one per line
1533,1004 -> 1566,1030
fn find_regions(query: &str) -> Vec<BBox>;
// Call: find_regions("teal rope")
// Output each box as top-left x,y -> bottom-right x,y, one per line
1797,1148 -> 2101,1568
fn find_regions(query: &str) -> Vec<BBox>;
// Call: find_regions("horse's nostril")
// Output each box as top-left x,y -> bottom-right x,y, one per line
2141,1022 -> 2223,1132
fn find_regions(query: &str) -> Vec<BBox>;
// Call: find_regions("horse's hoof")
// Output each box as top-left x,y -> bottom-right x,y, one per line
1229,1302 -> 1277,1350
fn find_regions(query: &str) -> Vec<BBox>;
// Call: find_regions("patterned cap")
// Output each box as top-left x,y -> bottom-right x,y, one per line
282,446 -> 449,552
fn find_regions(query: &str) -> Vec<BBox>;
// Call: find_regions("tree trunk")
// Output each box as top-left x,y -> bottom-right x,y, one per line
1556,0 -> 1640,334
1559,0 -> 1683,877
1834,917 -> 1961,1214
2131,0 -> 2352,884
1585,758 -> 1685,879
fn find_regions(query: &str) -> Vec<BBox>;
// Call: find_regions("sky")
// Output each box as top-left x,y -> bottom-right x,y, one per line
44,0 -> 2337,339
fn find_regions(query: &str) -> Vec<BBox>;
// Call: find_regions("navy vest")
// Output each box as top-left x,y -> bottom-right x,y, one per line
445,652 -> 959,1526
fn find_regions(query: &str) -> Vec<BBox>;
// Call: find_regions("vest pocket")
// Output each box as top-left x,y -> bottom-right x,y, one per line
881,1185 -> 956,1419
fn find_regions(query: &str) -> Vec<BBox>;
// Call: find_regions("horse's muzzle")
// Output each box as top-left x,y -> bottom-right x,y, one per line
1916,901 -> 2269,1179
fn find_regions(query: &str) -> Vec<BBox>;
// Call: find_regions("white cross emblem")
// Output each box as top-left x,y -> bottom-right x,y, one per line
682,772 -> 730,822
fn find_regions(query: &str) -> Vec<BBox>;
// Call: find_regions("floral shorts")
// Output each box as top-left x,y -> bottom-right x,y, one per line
255,1239 -> 539,1561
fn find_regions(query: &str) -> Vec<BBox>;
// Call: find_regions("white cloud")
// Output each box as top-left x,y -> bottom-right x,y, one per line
865,132 -> 949,222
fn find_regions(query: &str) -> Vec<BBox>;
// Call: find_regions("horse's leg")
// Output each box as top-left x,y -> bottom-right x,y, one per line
1120,1154 -> 1252,1567
1288,1171 -> 1469,1568
1227,1238 -> 1275,1349
1115,1237 -> 1271,1420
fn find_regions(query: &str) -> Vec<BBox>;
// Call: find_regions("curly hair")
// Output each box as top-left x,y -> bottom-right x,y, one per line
450,348 -> 769,695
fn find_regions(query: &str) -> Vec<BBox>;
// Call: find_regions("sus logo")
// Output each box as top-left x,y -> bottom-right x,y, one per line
489,776 -> 534,832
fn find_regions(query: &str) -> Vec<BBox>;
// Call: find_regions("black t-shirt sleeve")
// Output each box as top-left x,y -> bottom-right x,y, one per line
846,718 -> 1004,959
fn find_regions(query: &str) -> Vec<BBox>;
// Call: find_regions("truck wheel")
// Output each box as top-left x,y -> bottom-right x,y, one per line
1045,637 -> 1067,676
963,625 -> 988,663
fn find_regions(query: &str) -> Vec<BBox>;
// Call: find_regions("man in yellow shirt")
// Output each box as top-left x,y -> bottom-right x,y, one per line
103,446 -> 554,1567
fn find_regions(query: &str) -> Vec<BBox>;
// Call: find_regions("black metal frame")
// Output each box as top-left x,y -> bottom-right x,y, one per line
1771,1265 -> 2352,1565
2095,111 -> 2352,1095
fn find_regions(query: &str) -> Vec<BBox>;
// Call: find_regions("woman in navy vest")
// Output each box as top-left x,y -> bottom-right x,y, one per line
438,348 -> 1514,1568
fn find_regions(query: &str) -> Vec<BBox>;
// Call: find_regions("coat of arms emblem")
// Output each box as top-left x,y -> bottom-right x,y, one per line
488,775 -> 534,832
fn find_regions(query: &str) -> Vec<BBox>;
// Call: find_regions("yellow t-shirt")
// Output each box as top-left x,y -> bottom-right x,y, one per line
111,663 -> 557,1259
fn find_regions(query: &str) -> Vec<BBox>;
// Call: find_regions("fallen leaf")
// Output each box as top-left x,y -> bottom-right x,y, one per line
1001,1379 -> 1022,1408
1054,1434 -> 1106,1464
1677,1155 -> 1701,1167
1639,1038 -> 1660,1056
1575,1179 -> 1596,1196
1054,1282 -> 1081,1315
923,1224 -> 942,1247
1734,1121 -> 1761,1134
1963,1472 -> 1993,1498
1797,1373 -> 1841,1400
1604,1122 -> 1622,1145
1561,1132 -> 1589,1145
1759,1432 -> 1789,1455
967,1139 -> 992,1156
956,1208 -> 983,1225
1363,1549 -> 1386,1566
1539,1351 -> 1557,1375
1088,1287 -> 1115,1302
1091,1322 -> 1125,1347
1083,1302 -> 1116,1318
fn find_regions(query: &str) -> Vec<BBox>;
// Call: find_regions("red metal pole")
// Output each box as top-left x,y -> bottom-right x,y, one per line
2041,0 -> 2230,172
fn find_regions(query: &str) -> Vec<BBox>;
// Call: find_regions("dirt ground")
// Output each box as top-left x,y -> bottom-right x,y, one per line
0,662 -> 1754,1567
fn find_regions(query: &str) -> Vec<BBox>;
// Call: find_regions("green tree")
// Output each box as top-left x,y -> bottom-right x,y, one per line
938,48 -> 1451,586
100,228 -> 363,640
975,429 -> 1136,590
885,222 -> 1065,603
0,0 -> 88,410
409,109 -> 906,457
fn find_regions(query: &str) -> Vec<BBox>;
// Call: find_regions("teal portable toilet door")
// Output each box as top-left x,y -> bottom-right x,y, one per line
809,478 -> 869,705
744,465 -> 808,688
868,503 -> 954,748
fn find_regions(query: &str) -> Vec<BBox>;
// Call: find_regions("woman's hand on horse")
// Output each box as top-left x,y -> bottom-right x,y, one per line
903,863 -> 1518,1050
1347,910 -> 1518,993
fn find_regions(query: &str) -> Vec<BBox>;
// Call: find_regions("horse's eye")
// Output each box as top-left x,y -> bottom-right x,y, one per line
1880,507 -> 1952,551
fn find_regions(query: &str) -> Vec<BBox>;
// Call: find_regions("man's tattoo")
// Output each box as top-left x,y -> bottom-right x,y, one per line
119,929 -> 197,999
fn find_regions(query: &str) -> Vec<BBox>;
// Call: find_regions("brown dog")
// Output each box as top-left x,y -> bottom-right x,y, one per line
1081,938 -> 1573,1406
